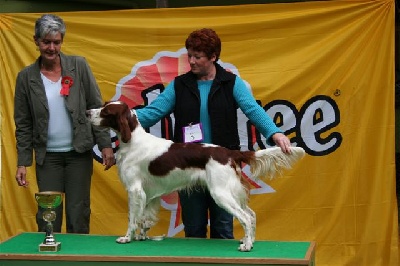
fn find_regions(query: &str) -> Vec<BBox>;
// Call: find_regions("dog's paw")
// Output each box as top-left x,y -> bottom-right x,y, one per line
238,242 -> 253,252
116,236 -> 131,244
134,234 -> 148,241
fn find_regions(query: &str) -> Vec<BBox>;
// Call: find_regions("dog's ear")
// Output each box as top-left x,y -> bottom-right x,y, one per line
128,110 -> 138,132
118,114 -> 132,143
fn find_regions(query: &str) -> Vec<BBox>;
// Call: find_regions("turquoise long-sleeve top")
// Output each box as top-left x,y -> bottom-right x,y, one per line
136,76 -> 282,145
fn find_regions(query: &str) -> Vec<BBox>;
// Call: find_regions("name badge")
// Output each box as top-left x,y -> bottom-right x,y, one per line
183,123 -> 203,143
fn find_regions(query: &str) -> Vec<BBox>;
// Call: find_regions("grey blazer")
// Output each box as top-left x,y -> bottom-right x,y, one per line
14,52 -> 112,166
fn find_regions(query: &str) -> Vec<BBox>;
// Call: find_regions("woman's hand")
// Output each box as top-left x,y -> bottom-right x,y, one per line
272,133 -> 292,154
15,166 -> 29,188
101,147 -> 115,170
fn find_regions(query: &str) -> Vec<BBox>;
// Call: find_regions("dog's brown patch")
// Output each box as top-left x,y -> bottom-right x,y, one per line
148,143 -> 255,176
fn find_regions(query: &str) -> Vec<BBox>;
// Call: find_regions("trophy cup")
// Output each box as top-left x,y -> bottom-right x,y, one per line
35,191 -> 63,252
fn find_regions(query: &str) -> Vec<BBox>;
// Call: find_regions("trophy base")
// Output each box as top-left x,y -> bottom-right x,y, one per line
39,242 -> 61,252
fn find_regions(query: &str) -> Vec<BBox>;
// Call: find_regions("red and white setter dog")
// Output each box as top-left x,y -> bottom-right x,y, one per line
86,101 -> 305,251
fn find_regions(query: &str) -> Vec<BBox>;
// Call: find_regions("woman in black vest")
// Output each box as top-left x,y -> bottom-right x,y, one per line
136,28 -> 292,239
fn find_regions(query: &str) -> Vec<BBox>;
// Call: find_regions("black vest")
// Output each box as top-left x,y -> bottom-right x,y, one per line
173,63 -> 240,150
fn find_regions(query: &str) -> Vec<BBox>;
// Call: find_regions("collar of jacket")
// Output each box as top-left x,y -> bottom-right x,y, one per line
29,52 -> 77,109
32,52 -> 77,83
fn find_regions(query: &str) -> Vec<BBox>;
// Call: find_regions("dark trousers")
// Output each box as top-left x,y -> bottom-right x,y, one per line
178,186 -> 234,239
35,150 -> 93,234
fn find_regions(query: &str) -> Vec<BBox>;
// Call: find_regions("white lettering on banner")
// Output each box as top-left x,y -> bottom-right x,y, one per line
263,96 -> 342,156
298,95 -> 342,155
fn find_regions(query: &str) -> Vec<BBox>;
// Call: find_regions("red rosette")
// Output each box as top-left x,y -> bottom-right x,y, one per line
60,76 -> 74,96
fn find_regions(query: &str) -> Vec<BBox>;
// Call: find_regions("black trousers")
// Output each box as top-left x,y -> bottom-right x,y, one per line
35,150 -> 93,234
179,186 -> 234,239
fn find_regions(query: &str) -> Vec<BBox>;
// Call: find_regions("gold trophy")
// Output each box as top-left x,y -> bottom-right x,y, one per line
35,191 -> 63,252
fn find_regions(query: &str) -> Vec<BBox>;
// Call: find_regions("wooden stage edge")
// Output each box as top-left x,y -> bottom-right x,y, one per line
0,250 -> 316,265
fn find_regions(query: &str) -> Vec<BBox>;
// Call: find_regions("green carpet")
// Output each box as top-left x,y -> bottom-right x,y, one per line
0,232 -> 311,258
0,233 -> 315,265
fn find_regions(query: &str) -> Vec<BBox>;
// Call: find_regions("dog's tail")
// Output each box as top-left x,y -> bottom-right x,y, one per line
249,147 -> 305,179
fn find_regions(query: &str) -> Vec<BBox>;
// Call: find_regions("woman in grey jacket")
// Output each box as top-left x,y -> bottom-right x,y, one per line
14,14 -> 115,234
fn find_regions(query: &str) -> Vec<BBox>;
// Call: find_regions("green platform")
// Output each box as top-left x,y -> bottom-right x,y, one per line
0,233 -> 315,265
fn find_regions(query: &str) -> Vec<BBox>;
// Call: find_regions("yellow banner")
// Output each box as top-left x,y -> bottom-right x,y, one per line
0,1 -> 397,265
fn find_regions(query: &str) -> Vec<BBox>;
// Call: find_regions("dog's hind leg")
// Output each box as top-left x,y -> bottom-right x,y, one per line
116,184 -> 146,244
136,221 -> 151,241
212,195 -> 253,251
136,198 -> 161,240
208,183 -> 253,251
242,206 -> 256,245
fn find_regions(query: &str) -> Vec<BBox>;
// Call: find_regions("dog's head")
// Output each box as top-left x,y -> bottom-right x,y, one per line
86,101 -> 138,143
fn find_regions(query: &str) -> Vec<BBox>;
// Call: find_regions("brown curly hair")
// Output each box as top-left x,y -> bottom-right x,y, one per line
185,28 -> 221,62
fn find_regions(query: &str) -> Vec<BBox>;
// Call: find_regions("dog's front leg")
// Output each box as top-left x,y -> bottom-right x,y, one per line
116,184 -> 146,244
